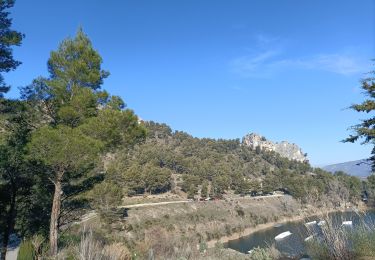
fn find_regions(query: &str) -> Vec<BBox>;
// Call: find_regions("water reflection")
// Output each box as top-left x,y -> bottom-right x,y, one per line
225,210 -> 375,257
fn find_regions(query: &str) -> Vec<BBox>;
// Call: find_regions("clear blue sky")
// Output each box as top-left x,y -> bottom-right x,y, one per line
4,0 -> 375,166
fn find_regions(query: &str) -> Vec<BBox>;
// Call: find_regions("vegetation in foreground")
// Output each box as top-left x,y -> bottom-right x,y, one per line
306,213 -> 375,260
1,0 -> 375,259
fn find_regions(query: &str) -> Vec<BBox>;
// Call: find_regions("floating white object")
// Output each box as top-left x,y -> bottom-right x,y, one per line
342,221 -> 352,226
317,220 -> 326,226
305,221 -> 317,226
275,231 -> 292,240
247,249 -> 253,254
304,235 -> 314,242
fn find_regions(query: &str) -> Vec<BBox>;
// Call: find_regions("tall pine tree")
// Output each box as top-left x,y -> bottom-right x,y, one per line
0,0 -> 23,97
24,28 -> 145,257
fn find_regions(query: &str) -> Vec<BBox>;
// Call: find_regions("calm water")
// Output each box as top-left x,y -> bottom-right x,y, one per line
226,210 -> 375,257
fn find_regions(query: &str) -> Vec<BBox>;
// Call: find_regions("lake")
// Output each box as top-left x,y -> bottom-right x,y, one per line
225,210 -> 375,257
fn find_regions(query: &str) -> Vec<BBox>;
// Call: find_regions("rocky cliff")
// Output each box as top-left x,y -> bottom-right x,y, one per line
242,133 -> 307,162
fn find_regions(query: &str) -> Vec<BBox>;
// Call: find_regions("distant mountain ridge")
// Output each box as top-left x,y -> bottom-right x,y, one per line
323,159 -> 372,178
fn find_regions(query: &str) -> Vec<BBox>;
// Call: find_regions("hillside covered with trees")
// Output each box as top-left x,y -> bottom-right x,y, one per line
105,121 -> 363,205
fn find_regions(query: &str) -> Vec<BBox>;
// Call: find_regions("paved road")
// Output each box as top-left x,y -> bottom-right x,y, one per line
5,247 -> 19,260
4,234 -> 20,260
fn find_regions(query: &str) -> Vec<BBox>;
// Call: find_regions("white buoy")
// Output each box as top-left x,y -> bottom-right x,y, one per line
342,221 -> 352,226
275,231 -> 292,240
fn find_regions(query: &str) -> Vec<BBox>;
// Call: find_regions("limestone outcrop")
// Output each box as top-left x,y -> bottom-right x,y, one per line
242,133 -> 307,162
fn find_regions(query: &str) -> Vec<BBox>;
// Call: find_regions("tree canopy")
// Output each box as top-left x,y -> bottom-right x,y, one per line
22,29 -> 145,256
345,64 -> 375,170
0,0 -> 23,96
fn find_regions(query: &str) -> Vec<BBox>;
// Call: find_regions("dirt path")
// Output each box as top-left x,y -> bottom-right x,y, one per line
78,195 -> 286,223
118,194 -> 285,208
118,200 -> 190,209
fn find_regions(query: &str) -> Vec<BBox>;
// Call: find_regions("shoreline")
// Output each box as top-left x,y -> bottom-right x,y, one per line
206,207 -> 363,248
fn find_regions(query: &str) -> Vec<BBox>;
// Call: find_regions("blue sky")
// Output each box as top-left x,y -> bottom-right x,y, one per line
4,0 -> 375,166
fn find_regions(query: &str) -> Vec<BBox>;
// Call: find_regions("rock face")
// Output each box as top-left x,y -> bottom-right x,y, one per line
242,133 -> 307,162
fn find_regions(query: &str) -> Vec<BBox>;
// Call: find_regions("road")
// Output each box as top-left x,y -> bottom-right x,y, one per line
79,194 -> 285,223
1,194 -> 286,260
118,200 -> 190,209
5,247 -> 19,260
4,234 -> 20,260
118,194 -> 285,209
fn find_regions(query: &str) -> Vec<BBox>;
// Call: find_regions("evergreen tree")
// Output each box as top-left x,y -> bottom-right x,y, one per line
345,64 -> 375,170
0,101 -> 31,260
0,0 -> 23,97
23,29 -> 145,256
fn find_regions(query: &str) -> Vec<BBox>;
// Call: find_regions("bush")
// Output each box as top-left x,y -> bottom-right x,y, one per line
17,240 -> 35,260
250,246 -> 280,260
305,240 -> 330,260
235,206 -> 245,217
352,223 -> 375,258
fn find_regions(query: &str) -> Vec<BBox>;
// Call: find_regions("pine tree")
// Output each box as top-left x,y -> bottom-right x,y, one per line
23,29 -> 145,256
0,0 -> 23,97
345,64 -> 375,170
0,101 -> 31,260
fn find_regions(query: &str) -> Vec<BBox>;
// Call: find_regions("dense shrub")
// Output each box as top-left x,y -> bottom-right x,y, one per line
17,240 -> 35,260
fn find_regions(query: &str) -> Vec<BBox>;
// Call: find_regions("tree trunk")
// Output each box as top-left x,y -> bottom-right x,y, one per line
49,175 -> 63,257
0,187 -> 16,260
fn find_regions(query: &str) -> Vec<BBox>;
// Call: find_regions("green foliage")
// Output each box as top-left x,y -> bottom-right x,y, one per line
249,246 -> 274,260
352,228 -> 375,258
201,181 -> 208,198
0,0 -> 23,96
79,108 -> 146,150
345,64 -> 375,170
181,175 -> 201,193
108,121 -> 362,204
334,171 -> 362,200
212,175 -> 229,197
48,28 -> 109,90
305,240 -> 330,260
28,126 -> 102,174
143,164 -> 172,194
17,240 -> 35,260
18,28 -> 146,255
305,217 -> 375,260
89,181 -> 123,212
122,163 -> 172,195
0,100 -> 41,256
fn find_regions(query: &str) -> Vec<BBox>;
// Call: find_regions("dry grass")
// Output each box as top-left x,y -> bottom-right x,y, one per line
118,196 -> 301,258
67,226 -> 131,260
305,212 -> 375,260
121,192 -> 183,206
